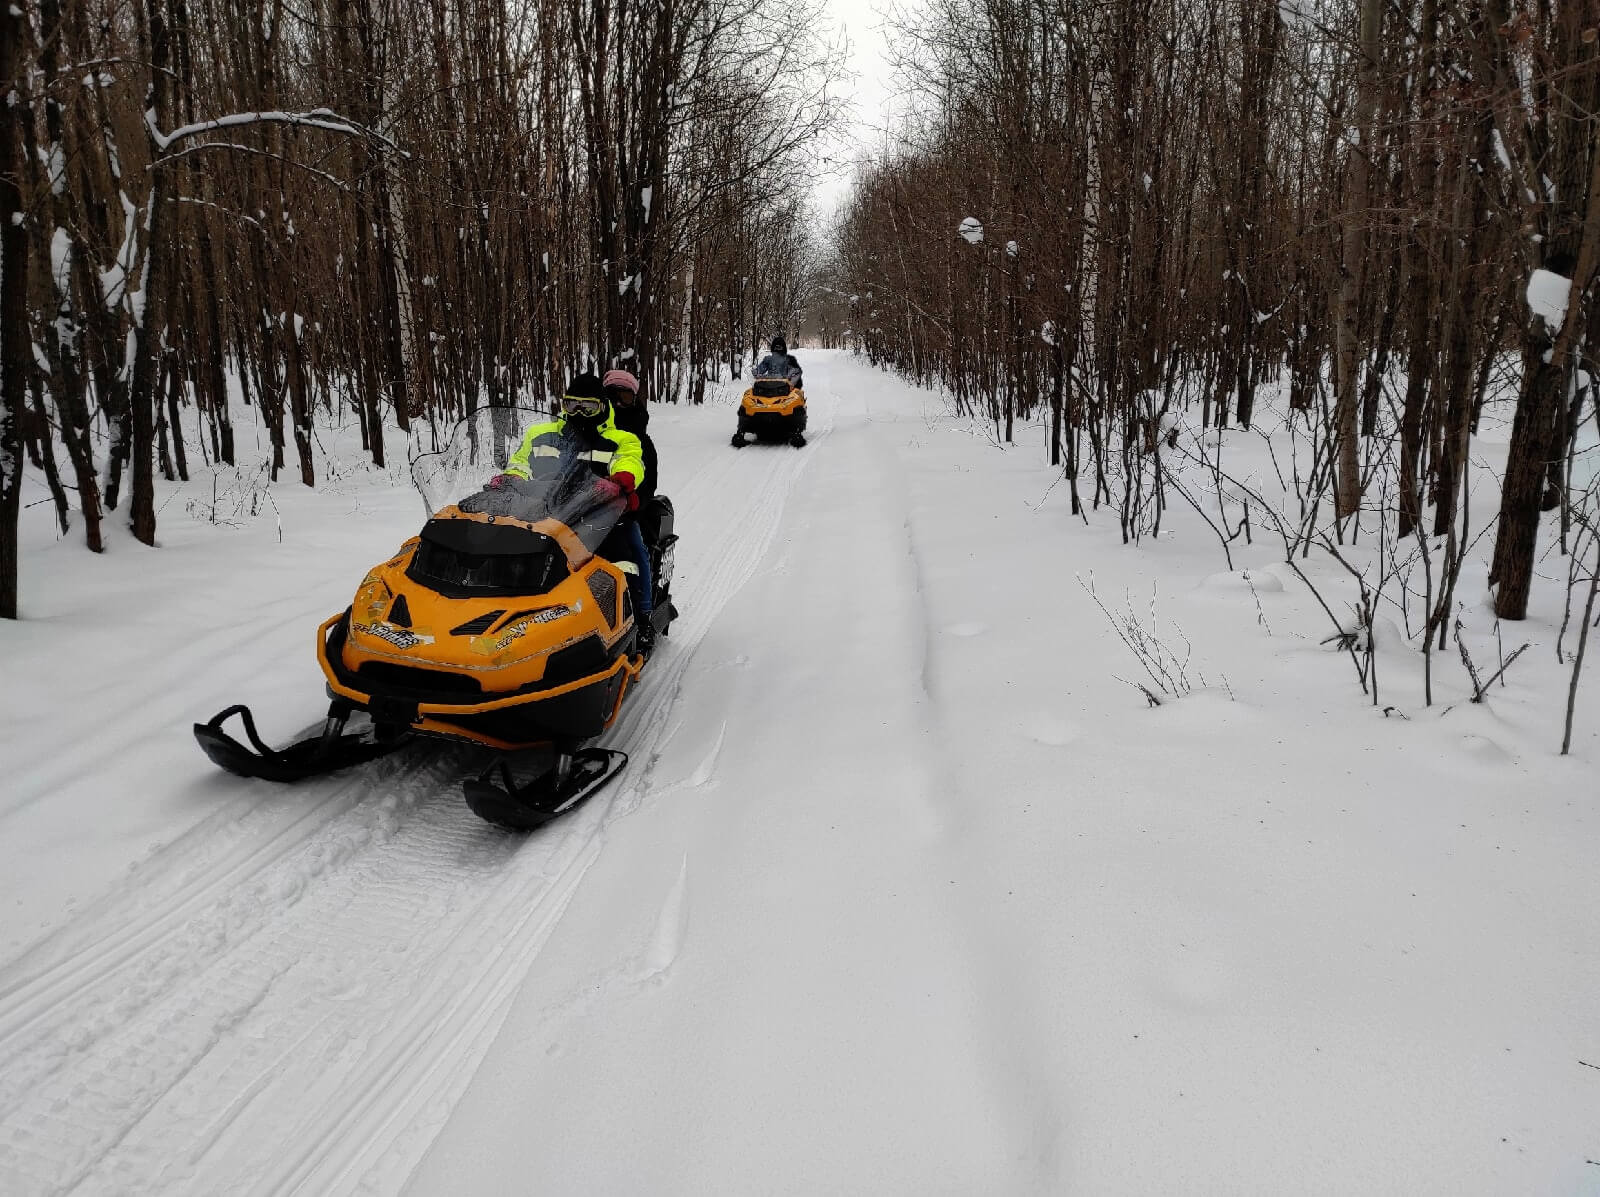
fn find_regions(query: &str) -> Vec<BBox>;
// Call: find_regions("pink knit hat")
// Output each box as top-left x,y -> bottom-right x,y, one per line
602,368 -> 639,393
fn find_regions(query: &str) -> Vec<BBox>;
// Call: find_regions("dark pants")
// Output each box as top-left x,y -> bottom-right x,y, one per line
625,520 -> 653,624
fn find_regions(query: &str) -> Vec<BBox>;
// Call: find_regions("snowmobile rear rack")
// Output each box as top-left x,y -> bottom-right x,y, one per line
193,703 -> 403,783
463,746 -> 627,831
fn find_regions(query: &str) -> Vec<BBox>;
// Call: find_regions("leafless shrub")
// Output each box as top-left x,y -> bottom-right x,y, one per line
1077,573 -> 1230,706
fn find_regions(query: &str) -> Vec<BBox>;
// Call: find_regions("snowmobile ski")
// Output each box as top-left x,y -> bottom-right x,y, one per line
193,703 -> 403,783
463,747 -> 628,831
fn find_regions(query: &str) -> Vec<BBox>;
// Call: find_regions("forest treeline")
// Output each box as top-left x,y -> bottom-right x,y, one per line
825,0 -> 1598,626
0,0 -> 841,615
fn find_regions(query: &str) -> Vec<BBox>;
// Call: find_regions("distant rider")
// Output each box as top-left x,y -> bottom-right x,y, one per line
490,372 -> 657,654
753,335 -> 803,388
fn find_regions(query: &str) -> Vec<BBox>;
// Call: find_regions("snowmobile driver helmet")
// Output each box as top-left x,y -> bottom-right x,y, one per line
560,372 -> 608,424
770,335 -> 787,355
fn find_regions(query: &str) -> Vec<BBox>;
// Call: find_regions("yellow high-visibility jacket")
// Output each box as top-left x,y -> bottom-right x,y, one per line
506,409 -> 646,488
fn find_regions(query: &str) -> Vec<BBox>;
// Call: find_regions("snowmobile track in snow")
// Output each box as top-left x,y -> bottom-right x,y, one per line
0,388 -> 828,1197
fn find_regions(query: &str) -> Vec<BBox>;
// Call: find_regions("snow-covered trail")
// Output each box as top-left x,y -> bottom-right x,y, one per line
408,364 -> 1068,1192
0,385 -> 828,1194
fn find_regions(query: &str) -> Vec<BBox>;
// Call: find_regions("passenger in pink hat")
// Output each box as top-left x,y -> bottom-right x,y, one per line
601,367 -> 663,654
602,369 -> 657,503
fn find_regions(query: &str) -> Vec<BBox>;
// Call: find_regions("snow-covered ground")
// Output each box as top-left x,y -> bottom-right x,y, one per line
1,351 -> 1596,1194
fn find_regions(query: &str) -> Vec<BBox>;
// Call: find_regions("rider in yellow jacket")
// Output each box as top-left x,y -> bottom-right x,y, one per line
490,372 -> 656,651
503,380 -> 645,493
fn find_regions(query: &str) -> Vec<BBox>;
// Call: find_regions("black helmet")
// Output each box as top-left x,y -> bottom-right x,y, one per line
770,335 -> 787,355
560,372 -> 608,426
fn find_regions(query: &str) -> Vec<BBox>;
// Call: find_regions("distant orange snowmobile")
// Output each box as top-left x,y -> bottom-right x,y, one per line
732,377 -> 807,448
194,405 -> 678,830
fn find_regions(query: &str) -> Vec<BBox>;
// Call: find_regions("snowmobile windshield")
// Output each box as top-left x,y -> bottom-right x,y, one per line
409,404 -> 627,561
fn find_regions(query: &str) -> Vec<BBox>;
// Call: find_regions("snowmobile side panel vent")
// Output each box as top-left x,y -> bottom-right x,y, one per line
586,571 -> 619,627
390,594 -> 413,627
543,635 -> 611,685
450,610 -> 506,636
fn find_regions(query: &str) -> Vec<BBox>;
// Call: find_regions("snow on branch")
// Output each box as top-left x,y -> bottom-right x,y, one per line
1526,268 -> 1572,337
173,196 -> 265,228
149,141 -> 349,190
146,108 -> 401,154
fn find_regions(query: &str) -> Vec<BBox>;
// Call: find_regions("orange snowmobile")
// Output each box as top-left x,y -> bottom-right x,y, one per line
194,405 -> 678,829
732,377 -> 807,448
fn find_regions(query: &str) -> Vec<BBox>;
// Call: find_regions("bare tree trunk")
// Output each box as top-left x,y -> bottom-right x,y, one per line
156,356 -> 177,481
26,375 -> 73,534
1433,138 -> 1491,538
1563,532 -> 1600,754
285,302 -> 316,487
1492,100 -> 1600,616
1333,0 -> 1381,520
123,0 -> 188,545
1,0 -> 30,616
199,232 -> 235,464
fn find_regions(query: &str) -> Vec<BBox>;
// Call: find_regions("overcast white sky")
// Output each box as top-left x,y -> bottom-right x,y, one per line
812,0 -> 899,217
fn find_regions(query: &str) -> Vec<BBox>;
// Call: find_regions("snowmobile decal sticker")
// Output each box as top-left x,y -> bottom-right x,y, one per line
467,603 -> 579,657
469,619 -> 535,657
355,622 -> 434,650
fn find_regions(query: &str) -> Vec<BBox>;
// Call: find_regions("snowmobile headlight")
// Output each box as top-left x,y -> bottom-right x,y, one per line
355,571 -> 393,619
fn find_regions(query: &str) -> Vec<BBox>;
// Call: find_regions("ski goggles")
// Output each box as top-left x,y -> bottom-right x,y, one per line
560,395 -> 606,418
604,385 -> 637,406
